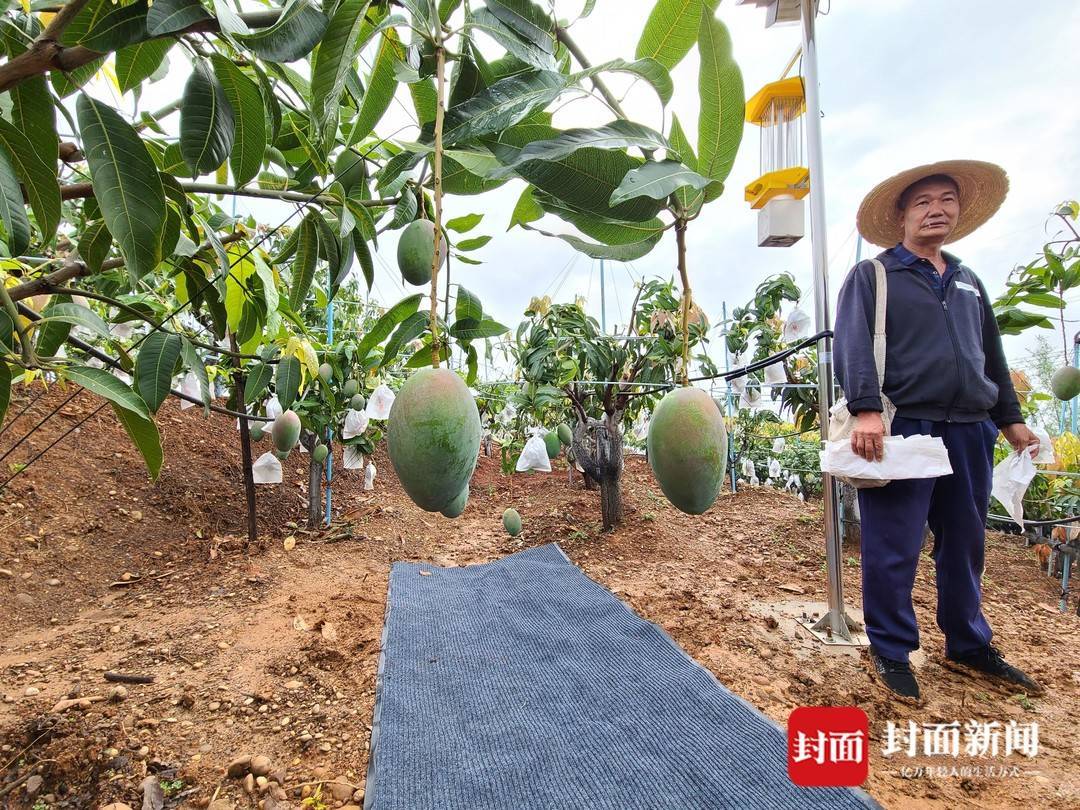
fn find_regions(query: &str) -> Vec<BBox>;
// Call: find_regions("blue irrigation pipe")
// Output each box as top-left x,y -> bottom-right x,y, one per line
1072,338 -> 1078,435
722,301 -> 737,494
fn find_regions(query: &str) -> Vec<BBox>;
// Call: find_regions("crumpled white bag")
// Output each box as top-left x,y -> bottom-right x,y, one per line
343,445 -> 364,469
740,385 -> 761,409
252,452 -> 282,484
763,361 -> 787,386
768,458 -> 782,478
765,477 -> 774,487
772,437 -> 786,454
516,433 -> 551,472
991,450 -> 1037,529
1031,427 -> 1055,465
366,384 -> 395,420
740,457 -> 755,478
496,403 -> 517,426
820,434 -> 953,483
783,307 -> 812,343
729,375 -> 746,395
265,395 -> 283,420
342,408 -> 370,439
364,462 -> 377,491
179,371 -> 200,410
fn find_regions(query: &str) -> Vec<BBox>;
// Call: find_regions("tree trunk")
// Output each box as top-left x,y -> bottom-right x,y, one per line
301,431 -> 322,530
229,334 -> 257,546
571,412 -> 624,531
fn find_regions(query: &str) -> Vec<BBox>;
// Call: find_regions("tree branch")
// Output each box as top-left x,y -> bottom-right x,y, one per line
9,232 -> 245,302
60,181 -> 398,208
0,9 -> 283,95
554,26 -> 629,120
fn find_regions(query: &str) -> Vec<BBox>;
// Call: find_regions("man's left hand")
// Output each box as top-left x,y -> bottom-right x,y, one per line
1001,423 -> 1040,456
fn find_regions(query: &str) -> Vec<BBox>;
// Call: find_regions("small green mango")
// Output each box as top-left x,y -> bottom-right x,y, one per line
557,423 -> 573,445
503,508 -> 522,537
318,363 -> 333,384
272,410 -> 302,453
397,219 -> 435,286
312,444 -> 328,463
544,431 -> 561,459
249,423 -> 265,441
350,393 -> 366,411
1051,366 -> 1080,401
343,378 -> 359,398
334,149 -> 367,192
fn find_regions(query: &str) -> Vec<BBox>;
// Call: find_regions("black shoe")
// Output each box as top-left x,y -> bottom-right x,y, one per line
947,645 -> 1043,694
869,647 -> 920,700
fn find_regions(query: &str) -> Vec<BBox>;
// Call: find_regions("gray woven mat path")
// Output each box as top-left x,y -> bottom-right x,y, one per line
365,543 -> 878,810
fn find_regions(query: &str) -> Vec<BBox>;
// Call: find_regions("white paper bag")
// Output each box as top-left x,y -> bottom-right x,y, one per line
516,434 -> 552,473
740,385 -> 761,409
763,361 -> 787,385
366,384 -> 395,420
772,437 -> 786,454
768,458 -> 782,478
252,452 -> 282,484
364,462 -> 376,490
991,450 -> 1037,529
265,395 -> 283,420
783,307 -> 812,343
342,408 -> 370,439
740,457 -> 755,478
820,434 -> 953,482
343,445 -> 364,469
1031,427 -> 1055,465
179,371 -> 200,410
497,403 -> 517,426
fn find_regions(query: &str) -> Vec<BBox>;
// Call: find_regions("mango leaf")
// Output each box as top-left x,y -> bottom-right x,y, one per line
33,294 -> 72,358
355,294 -> 423,359
409,79 -> 438,127
446,213 -> 483,233
571,57 -> 673,106
467,7 -> 556,72
350,233 -> 373,291
135,330 -> 182,413
437,70 -> 566,145
65,364 -> 151,419
78,95 -> 165,280
0,143 -> 30,255
0,118 -> 61,247
210,54 -> 266,185
536,197 -> 665,247
244,361 -> 274,404
78,220 -> 113,273
0,361 -> 9,428
79,0 -> 148,52
697,8 -> 743,184
35,301 -> 110,338
311,0 -> 375,144
550,232 -> 660,261
347,27 -> 404,147
636,0 -> 720,70
381,310 -> 428,366
485,0 -> 555,54
449,40 -> 489,107
287,215 -> 319,311
181,60 -> 235,177
112,403 -> 163,479
491,120 -> 672,176
387,192 -> 418,230
455,235 -> 490,251
449,318 -> 508,340
275,355 -> 301,409
235,0 -> 329,62
455,286 -> 483,322
10,75 -> 57,174
180,337 -> 211,411
507,185 -> 543,230
609,159 -> 710,205
147,0 -> 211,35
116,39 -> 173,94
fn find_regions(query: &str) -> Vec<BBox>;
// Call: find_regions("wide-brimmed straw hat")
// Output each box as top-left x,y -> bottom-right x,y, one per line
856,159 -> 1008,248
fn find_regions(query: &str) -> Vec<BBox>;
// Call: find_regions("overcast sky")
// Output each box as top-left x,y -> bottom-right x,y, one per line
82,0 -> 1080,383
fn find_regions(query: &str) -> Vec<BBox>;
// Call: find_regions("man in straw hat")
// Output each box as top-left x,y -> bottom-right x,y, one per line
834,160 -> 1042,701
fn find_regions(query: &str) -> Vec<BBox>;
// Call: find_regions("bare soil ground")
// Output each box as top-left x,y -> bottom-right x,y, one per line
1,384 -> 1077,810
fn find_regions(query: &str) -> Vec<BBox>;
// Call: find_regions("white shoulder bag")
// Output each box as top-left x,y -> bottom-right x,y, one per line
828,258 -> 896,489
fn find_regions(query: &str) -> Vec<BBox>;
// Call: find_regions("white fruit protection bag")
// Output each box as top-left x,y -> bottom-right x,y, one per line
252,452 -> 282,484
516,431 -> 552,473
365,385 -> 395,420
820,434 -> 953,483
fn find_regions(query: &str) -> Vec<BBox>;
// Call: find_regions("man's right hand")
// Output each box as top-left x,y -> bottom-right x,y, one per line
851,411 -> 885,461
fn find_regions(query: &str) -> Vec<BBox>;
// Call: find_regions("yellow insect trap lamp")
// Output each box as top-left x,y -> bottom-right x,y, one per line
745,76 -> 808,247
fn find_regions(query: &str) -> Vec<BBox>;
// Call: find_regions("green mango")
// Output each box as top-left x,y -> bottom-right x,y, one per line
312,444 -> 328,463
440,485 -> 469,518
343,378 -> 359,398
334,149 -> 367,192
272,410 -> 301,454
647,387 -> 727,515
557,423 -> 572,445
350,393 -> 366,411
397,219 -> 435,286
503,508 -> 522,537
388,368 -> 481,512
1051,366 -> 1080,401
544,431 -> 561,459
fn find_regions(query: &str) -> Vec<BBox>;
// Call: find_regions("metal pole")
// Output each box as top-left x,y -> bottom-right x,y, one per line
600,258 -> 607,333
325,291 -> 333,526
722,301 -> 737,494
1072,334 -> 1079,435
800,0 -> 859,644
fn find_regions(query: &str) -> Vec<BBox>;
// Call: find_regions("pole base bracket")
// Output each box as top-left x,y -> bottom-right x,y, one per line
797,607 -> 868,646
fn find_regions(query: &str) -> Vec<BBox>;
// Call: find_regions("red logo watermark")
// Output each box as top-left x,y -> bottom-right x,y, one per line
788,706 -> 869,787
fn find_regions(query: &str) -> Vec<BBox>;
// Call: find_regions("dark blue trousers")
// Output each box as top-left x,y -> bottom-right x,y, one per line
857,416 -> 998,663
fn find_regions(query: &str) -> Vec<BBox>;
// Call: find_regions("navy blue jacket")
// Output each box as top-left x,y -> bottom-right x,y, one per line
834,245 -> 1023,426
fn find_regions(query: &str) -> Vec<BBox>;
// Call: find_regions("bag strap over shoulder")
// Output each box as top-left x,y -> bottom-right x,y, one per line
870,258 -> 887,389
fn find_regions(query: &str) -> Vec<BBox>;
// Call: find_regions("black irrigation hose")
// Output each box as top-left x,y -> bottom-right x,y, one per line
986,513 -> 1080,528
712,330 -> 833,383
